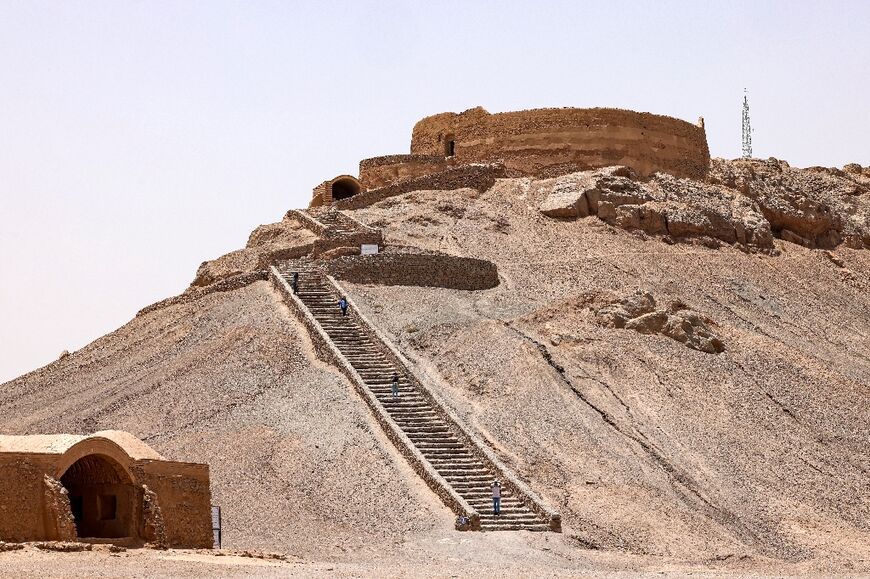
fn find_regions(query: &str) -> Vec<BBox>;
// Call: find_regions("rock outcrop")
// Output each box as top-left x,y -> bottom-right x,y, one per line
592,291 -> 725,353
709,158 -> 870,249
191,217 -> 317,288
539,167 -> 774,251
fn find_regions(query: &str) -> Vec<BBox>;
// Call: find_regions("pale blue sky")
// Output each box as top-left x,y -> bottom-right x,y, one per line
1,1 -> 868,382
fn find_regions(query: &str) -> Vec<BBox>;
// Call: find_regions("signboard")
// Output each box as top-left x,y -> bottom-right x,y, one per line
211,505 -> 222,548
361,244 -> 379,255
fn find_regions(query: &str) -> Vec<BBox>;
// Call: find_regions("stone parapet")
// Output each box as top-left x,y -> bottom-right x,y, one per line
335,163 -> 506,210
359,154 -> 450,190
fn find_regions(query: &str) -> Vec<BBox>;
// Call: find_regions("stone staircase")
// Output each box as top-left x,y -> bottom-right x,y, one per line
306,208 -> 358,238
285,208 -> 383,258
273,266 -> 558,532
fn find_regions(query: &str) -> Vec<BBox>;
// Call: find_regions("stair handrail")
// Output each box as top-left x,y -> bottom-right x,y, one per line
327,275 -> 562,532
323,209 -> 382,236
270,266 -> 481,530
285,209 -> 328,236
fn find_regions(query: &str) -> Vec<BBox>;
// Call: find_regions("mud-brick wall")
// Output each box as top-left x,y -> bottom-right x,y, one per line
326,251 -> 499,290
0,455 -> 56,541
410,106 -> 710,180
136,461 -> 212,548
359,154 -> 449,189
335,163 -> 505,211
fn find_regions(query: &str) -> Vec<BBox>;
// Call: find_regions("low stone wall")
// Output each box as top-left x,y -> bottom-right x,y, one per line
359,154 -> 449,189
335,163 -> 506,210
286,209 -> 384,256
324,248 -> 499,290
284,209 -> 327,236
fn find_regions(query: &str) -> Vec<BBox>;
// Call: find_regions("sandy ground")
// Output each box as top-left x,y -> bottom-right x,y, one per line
1,535 -> 865,579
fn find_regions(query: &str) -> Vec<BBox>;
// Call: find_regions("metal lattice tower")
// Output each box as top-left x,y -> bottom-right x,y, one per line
741,89 -> 753,159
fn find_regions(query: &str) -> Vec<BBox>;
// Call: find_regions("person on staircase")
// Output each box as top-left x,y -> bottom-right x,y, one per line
338,296 -> 349,316
291,271 -> 299,294
491,480 -> 501,516
391,372 -> 400,398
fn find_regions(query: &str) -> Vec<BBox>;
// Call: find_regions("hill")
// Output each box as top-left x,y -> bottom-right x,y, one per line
2,158 -> 868,576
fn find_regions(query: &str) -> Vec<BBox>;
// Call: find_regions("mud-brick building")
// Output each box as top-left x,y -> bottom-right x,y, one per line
309,106 -> 710,207
0,430 -> 212,547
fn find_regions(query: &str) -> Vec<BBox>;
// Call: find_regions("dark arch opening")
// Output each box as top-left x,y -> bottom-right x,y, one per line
331,178 -> 361,201
60,454 -> 139,539
444,134 -> 456,157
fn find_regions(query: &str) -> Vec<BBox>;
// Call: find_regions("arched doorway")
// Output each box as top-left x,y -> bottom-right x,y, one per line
60,454 -> 139,539
444,134 -> 456,157
331,177 -> 361,201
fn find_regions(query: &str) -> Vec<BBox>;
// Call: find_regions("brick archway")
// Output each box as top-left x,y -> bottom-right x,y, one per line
331,176 -> 362,201
59,453 -> 140,539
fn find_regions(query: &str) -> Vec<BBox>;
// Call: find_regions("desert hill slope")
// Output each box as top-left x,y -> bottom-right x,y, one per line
2,158 -> 869,572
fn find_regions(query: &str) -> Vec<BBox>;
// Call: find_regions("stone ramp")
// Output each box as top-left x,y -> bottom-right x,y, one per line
272,266 -> 558,532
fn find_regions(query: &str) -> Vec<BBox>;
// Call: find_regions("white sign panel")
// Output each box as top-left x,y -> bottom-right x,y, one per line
211,505 -> 222,548
361,244 -> 379,255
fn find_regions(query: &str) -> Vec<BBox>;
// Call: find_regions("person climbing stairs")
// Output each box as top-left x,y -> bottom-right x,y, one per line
277,267 -> 554,531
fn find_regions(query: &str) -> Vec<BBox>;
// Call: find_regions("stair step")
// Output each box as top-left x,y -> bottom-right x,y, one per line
285,272 -> 554,534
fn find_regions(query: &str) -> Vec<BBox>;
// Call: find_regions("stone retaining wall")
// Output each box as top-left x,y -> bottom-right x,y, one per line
335,163 -> 506,210
325,249 -> 499,290
359,154 -> 450,189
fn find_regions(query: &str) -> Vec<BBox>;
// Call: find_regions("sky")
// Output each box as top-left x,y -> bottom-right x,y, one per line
1,0 -> 868,383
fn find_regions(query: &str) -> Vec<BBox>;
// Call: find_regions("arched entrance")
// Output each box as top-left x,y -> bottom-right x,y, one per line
331,177 -> 361,201
60,454 -> 139,539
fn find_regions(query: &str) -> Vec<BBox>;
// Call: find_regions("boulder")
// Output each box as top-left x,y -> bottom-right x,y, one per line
592,292 -> 725,354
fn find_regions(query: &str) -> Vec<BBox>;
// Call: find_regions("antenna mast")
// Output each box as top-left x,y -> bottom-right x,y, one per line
741,89 -> 753,159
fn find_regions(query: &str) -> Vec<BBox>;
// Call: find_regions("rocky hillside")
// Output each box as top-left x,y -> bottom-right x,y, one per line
2,159 -> 868,575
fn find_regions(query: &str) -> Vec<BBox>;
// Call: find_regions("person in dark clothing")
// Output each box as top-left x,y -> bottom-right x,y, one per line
338,296 -> 349,316
391,372 -> 400,398
291,271 -> 299,294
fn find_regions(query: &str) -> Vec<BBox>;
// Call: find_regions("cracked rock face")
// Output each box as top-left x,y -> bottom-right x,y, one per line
539,167 -> 775,251
593,291 -> 725,353
709,158 -> 870,250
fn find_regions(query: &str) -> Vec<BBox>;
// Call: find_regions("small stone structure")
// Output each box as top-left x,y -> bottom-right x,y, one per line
310,175 -> 364,207
310,106 -> 710,208
0,431 -> 212,548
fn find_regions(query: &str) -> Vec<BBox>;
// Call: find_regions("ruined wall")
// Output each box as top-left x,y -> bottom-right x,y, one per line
318,248 -> 499,291
335,163 -> 506,211
0,455 -> 57,542
410,107 -> 710,180
137,461 -> 213,549
359,154 -> 449,189
42,475 -> 77,541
